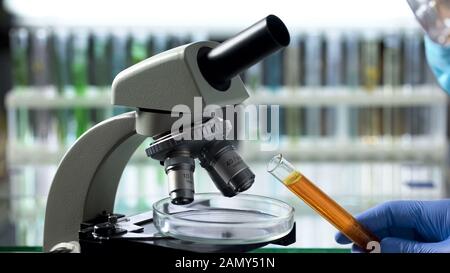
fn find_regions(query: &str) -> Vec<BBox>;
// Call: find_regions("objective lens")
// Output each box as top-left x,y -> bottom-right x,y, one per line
199,141 -> 255,197
164,155 -> 195,205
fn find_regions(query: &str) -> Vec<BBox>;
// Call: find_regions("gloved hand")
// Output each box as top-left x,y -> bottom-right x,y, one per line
335,200 -> 450,253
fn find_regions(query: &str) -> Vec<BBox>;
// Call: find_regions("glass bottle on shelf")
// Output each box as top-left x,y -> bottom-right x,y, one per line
49,28 -> 71,146
304,32 -> 323,142
70,30 -> 89,138
9,28 -> 31,145
30,28 -> 57,147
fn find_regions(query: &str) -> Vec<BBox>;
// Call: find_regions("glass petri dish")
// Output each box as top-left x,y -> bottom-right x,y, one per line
153,193 -> 294,245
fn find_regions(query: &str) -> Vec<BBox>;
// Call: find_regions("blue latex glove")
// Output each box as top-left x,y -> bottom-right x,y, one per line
425,36 -> 450,94
335,200 -> 450,253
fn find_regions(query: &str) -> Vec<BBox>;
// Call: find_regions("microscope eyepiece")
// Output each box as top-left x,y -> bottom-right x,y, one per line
199,141 -> 255,197
198,14 -> 290,91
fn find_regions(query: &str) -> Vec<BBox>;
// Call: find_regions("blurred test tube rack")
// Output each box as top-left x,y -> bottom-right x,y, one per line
3,24 -> 450,248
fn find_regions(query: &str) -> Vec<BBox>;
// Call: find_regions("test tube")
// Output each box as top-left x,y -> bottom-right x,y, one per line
267,154 -> 379,251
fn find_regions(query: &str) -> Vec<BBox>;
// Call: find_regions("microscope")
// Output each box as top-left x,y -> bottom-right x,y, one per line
43,15 -> 295,253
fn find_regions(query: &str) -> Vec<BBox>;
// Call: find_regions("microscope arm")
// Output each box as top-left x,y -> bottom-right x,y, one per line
43,111 -> 146,251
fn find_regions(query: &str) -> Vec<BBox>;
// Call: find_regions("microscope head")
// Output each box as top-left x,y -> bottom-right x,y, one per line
111,15 -> 290,204
112,14 -> 290,127
111,41 -> 250,114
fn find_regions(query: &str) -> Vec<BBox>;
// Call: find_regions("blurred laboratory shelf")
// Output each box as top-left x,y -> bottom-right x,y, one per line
247,86 -> 448,107
5,85 -> 448,110
5,87 -> 111,109
6,140 -> 448,165
242,140 -> 448,162
6,142 -> 150,165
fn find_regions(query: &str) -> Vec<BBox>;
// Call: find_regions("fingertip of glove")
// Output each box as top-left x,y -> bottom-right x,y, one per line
334,232 -> 352,244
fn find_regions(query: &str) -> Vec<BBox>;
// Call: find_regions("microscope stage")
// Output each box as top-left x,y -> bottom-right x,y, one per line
78,194 -> 296,253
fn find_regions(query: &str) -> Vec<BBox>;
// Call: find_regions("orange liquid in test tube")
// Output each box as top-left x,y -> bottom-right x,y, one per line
268,154 -> 379,251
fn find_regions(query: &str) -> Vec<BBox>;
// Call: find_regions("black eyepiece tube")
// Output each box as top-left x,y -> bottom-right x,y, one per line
198,14 -> 290,91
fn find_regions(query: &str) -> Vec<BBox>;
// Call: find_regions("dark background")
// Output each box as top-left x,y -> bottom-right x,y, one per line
0,0 -> 11,113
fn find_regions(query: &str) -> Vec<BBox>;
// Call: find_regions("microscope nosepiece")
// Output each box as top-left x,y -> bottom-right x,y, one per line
164,156 -> 195,205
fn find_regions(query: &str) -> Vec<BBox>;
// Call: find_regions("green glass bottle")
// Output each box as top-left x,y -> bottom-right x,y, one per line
71,31 -> 89,137
49,29 -> 71,145
130,32 -> 148,65
10,28 -> 30,143
92,31 -> 111,122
